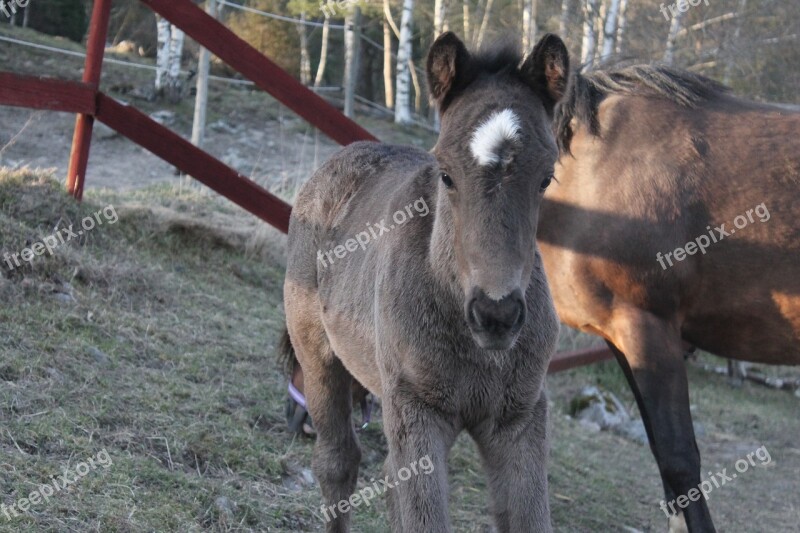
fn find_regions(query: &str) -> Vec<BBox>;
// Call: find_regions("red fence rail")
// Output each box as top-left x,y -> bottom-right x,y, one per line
1,0 -> 376,230
0,0 -> 612,374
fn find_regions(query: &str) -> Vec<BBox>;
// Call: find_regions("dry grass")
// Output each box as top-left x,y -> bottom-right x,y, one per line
0,172 -> 797,531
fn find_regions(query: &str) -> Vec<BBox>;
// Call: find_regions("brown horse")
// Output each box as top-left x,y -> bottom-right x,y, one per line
283,32 -> 569,532
540,65 -> 800,532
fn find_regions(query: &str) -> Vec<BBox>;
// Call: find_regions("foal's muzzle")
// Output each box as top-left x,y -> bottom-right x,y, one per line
466,288 -> 526,350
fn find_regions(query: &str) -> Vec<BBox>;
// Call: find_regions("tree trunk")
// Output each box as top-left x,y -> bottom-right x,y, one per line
614,0 -> 628,55
663,7 -> 686,65
344,7 -> 362,118
559,0 -> 570,40
192,0 -> 216,151
314,15 -> 330,88
463,0 -> 471,43
580,0 -> 599,71
600,0 -> 621,61
22,3 -> 30,28
596,0 -> 607,62
298,11 -> 311,86
383,20 -> 394,109
166,25 -> 185,102
475,0 -> 495,48
522,0 -> 537,51
409,57 -> 422,113
723,0 -> 748,84
155,16 -> 171,92
394,0 -> 415,124
434,0 -> 448,36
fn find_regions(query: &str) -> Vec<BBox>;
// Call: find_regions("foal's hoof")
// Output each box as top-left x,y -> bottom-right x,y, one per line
285,396 -> 315,437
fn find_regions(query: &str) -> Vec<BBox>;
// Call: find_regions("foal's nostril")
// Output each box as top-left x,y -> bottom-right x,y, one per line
467,289 -> 526,335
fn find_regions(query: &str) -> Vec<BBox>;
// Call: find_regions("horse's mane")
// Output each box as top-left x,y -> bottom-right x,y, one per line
554,65 -> 730,154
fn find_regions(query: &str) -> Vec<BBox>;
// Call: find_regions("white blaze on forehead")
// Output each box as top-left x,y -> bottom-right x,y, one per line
469,108 -> 521,166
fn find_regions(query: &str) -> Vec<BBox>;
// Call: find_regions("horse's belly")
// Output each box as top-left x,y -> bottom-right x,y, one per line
683,291 -> 800,365
321,309 -> 383,396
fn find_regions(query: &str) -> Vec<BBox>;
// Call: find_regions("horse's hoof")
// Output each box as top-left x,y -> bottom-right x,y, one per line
285,397 -> 314,437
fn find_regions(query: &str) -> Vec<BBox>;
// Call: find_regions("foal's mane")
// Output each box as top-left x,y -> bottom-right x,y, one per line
554,65 -> 729,154
470,42 -> 523,78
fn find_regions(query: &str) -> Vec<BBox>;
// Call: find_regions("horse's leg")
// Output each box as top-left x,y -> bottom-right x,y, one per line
286,311 -> 360,532
382,460 -> 403,532
471,393 -> 551,533
381,387 -> 455,533
606,309 -> 715,533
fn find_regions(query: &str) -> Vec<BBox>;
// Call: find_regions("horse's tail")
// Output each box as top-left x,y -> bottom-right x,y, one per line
277,327 -> 296,376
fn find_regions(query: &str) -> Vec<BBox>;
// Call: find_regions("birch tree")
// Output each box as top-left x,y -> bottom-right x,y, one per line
475,0 -> 495,48
463,0 -> 471,43
298,12 -> 312,85
394,0 -> 415,124
580,0 -> 599,71
314,13 -> 330,87
615,0 -> 628,55
383,19 -> 394,108
155,16 -> 171,92
167,25 -> 185,102
155,16 -> 185,102
559,0 -> 570,39
600,0 -> 621,61
723,0 -> 748,84
663,6 -> 686,65
434,0 -> 448,36
522,0 -> 537,51
343,7 -> 362,118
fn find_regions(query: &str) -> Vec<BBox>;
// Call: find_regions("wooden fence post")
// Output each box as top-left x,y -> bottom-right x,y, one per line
66,0 -> 113,200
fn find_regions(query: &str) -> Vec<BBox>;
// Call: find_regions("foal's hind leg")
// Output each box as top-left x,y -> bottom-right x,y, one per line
286,302 -> 361,532
606,308 -> 715,533
471,393 -> 552,533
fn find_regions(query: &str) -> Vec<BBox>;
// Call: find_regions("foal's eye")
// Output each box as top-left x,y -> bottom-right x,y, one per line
540,175 -> 554,192
441,172 -> 454,189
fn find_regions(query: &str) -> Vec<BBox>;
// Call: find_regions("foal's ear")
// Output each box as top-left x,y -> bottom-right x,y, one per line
426,32 -> 471,111
520,33 -> 570,113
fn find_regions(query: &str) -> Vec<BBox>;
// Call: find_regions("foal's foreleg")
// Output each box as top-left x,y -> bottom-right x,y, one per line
381,388 -> 455,533
472,393 -> 552,533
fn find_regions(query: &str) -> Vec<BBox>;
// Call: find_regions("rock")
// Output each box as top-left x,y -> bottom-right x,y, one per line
693,422 -> 706,438
570,386 -> 630,430
222,149 -> 248,171
88,347 -> 110,365
149,110 -> 176,126
300,468 -> 315,486
210,120 -> 238,134
613,419 -> 649,445
52,292 -> 76,305
281,476 -> 302,492
578,419 -> 601,433
214,495 -> 237,520
45,367 -> 65,383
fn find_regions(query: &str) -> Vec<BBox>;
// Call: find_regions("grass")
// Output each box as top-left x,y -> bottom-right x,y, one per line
2,169 -> 797,533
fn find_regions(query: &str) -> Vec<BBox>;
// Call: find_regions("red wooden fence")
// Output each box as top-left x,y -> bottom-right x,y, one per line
0,0 -> 376,230
0,0 -> 614,373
